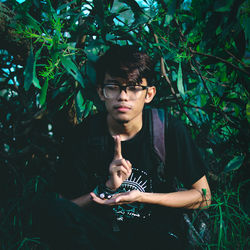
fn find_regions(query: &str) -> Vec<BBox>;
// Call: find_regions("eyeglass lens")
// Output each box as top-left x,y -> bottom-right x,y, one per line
103,85 -> 146,99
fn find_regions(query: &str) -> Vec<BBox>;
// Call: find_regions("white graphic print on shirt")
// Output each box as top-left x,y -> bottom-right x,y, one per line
112,168 -> 153,222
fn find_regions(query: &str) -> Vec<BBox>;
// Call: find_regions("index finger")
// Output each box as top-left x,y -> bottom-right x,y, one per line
113,135 -> 122,160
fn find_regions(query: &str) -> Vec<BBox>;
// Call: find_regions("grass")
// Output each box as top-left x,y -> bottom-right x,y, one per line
206,178 -> 250,250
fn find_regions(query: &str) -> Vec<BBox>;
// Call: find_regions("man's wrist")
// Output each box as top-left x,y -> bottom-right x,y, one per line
137,191 -> 144,203
105,178 -> 118,191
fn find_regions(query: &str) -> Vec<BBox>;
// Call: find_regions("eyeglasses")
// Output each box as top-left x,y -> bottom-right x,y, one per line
103,84 -> 149,100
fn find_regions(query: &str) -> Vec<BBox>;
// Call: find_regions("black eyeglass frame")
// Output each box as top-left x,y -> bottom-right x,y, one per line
102,84 -> 149,99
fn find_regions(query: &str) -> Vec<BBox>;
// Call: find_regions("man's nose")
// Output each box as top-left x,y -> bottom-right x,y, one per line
117,88 -> 129,100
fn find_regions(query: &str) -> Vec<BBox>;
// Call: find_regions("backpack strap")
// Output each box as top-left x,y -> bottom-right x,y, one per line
148,108 -> 169,183
151,108 -> 166,165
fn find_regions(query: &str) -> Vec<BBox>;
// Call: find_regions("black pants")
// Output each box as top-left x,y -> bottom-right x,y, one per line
32,194 -> 184,250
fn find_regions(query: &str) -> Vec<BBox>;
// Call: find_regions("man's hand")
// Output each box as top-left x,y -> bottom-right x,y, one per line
90,190 -> 141,206
106,135 -> 132,190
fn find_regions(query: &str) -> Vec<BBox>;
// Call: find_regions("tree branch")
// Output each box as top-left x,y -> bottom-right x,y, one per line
190,49 -> 250,76
225,49 -> 250,68
190,60 -> 214,102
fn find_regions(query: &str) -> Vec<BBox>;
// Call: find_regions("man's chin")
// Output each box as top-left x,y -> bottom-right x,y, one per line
116,119 -> 129,124
108,113 -> 130,124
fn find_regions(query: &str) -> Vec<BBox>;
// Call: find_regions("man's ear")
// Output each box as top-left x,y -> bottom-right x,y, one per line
97,87 -> 105,101
145,86 -> 156,104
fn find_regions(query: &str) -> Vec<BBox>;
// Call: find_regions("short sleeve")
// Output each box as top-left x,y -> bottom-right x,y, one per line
166,117 -> 206,188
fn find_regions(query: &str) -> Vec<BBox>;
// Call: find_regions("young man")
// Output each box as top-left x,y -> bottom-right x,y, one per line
34,45 -> 211,250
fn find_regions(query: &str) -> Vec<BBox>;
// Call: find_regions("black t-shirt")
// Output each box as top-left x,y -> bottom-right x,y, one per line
55,109 -> 206,227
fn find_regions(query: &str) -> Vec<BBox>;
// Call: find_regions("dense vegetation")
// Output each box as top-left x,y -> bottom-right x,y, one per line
0,0 -> 249,249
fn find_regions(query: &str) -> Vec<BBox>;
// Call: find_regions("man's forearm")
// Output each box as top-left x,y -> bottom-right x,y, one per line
70,193 -> 93,208
138,189 -> 211,209
73,177 -> 211,209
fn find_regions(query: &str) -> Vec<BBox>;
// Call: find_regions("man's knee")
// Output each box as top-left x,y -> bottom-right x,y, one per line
32,194 -> 71,231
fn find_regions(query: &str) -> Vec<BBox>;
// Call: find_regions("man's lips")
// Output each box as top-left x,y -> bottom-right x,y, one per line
114,105 -> 132,112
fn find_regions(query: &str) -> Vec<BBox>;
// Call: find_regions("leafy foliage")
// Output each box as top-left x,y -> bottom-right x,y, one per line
0,0 -> 249,249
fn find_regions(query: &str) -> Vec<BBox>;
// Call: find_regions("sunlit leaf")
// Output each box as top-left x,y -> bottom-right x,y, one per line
32,46 -> 43,90
60,55 -> 84,88
76,90 -> 85,112
75,90 -> 85,121
39,79 -> 48,106
83,100 -> 93,118
177,62 -> 185,99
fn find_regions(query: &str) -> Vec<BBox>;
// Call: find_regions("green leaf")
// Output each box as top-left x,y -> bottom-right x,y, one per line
24,48 -> 35,91
224,156 -> 245,173
106,0 -> 114,9
75,92 -> 93,121
119,0 -> 144,18
233,103 -> 240,117
32,46 -> 43,90
214,0 -> 234,12
202,188 -> 207,197
76,90 -> 85,112
246,101 -> 250,123
83,100 -> 93,118
24,13 -> 42,33
165,14 -> 173,25
39,79 -> 49,107
75,90 -> 85,121
60,55 -> 84,88
57,0 -> 77,11
177,62 -> 185,99
47,0 -> 57,20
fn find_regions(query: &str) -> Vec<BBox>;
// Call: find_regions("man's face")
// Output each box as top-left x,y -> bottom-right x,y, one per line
98,73 -> 156,124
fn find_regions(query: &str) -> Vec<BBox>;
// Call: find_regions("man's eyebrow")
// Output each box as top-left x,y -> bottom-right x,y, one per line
105,79 -> 120,84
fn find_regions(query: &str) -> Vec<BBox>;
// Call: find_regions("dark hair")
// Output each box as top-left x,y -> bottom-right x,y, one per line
95,45 -> 154,86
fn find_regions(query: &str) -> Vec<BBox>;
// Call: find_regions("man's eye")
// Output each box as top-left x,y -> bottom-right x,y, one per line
106,85 -> 118,90
128,86 -> 141,91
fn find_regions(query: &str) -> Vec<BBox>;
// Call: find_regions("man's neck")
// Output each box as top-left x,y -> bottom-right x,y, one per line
107,114 -> 143,141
